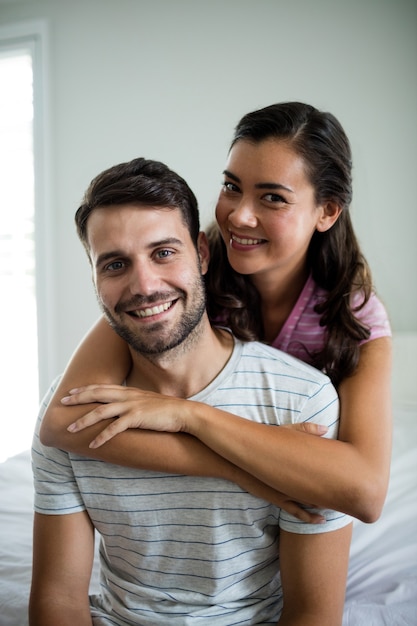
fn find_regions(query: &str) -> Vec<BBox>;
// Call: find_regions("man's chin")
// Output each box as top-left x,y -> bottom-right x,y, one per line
104,320 -> 172,354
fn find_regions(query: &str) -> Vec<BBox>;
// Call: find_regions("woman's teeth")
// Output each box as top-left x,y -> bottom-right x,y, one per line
232,234 -> 263,245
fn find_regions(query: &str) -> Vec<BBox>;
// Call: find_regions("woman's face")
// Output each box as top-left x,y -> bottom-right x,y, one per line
215,138 -> 332,283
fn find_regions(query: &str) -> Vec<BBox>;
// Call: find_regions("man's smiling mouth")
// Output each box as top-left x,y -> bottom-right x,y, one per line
129,300 -> 175,318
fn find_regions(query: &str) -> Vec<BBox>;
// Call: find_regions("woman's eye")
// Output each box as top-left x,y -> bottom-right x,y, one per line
222,181 -> 239,193
264,193 -> 286,204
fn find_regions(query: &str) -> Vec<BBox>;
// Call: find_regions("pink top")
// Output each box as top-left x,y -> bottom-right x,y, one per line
270,274 -> 391,364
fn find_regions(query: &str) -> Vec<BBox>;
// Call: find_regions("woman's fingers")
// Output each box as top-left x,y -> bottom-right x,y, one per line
67,402 -> 124,432
61,384 -> 130,406
88,420 -> 130,448
281,422 -> 328,436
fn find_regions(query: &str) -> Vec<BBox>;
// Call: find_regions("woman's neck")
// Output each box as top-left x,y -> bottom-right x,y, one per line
251,264 -> 310,343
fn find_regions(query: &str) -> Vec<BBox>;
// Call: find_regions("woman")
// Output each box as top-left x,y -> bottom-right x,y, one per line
40,102 -> 392,523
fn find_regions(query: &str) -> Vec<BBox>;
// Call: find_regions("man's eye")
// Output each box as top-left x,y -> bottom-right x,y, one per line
105,261 -> 124,271
156,249 -> 173,259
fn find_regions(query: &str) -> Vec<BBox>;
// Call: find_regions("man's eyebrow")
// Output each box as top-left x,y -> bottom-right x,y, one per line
95,250 -> 125,269
149,237 -> 185,248
94,238 -> 185,269
223,169 -> 294,194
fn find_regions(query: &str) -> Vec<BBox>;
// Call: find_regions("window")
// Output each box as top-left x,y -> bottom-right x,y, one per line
0,23 -> 48,461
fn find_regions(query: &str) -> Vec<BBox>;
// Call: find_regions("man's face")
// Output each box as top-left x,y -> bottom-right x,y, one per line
87,204 -> 208,356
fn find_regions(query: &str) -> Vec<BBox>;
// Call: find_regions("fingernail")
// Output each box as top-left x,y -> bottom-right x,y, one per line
67,423 -> 77,432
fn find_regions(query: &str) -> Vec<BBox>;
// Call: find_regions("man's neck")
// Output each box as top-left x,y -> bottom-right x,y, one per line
126,317 -> 234,398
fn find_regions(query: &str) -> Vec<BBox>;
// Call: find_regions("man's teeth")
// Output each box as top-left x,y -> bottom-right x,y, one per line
232,234 -> 263,245
133,302 -> 173,318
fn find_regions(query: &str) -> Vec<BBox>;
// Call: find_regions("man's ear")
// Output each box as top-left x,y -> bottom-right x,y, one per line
197,231 -> 210,275
316,201 -> 342,233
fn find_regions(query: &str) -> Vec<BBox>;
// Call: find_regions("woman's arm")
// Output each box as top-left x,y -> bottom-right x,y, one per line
186,336 -> 392,522
180,337 -> 392,522
62,337 -> 392,522
42,313 -> 392,521
40,318 -> 246,484
40,316 -> 272,486
40,318 -> 324,522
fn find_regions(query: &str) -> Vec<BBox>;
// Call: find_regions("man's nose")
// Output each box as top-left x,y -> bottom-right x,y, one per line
128,262 -> 161,296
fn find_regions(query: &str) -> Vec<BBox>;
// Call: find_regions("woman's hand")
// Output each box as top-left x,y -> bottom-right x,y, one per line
235,471 -> 324,524
63,384 -> 188,448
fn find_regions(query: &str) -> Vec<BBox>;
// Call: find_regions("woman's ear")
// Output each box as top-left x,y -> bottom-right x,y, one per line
316,201 -> 342,232
197,231 -> 210,275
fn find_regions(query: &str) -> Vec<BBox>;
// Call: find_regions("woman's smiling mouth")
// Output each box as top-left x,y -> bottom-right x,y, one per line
230,232 -> 266,247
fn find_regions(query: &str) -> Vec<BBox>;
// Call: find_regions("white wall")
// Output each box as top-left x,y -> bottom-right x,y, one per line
1,0 -> 416,395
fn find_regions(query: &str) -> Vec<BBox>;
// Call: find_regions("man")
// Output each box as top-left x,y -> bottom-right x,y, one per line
30,157 -> 352,625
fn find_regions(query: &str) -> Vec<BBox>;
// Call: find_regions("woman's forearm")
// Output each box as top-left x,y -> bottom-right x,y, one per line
42,329 -> 392,522
43,406 -> 320,518
188,402 -> 371,519
45,385 -> 387,522
186,338 -> 393,522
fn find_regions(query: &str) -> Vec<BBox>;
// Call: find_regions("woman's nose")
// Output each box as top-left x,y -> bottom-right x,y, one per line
228,199 -> 258,228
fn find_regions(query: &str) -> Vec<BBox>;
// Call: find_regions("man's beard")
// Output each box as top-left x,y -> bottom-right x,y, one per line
99,277 -> 207,357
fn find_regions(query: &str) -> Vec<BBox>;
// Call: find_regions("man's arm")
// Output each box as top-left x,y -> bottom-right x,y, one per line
278,523 -> 352,625
29,511 -> 95,626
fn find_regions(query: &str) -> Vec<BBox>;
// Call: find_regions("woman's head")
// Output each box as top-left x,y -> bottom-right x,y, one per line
215,102 -> 353,285
215,102 -> 360,291
230,102 -> 352,212
206,102 -> 372,385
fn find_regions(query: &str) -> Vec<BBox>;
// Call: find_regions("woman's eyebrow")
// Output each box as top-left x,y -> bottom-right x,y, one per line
223,169 -> 240,182
256,182 -> 295,193
223,169 -> 294,194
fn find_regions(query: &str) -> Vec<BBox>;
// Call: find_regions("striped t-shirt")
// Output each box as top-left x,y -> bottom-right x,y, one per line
32,337 -> 351,625
270,274 -> 391,364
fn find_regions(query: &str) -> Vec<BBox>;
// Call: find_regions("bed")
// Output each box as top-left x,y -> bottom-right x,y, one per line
1,332 -> 416,625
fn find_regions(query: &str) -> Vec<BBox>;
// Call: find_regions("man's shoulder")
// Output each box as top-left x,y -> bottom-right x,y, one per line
35,375 -> 63,422
236,338 -> 333,386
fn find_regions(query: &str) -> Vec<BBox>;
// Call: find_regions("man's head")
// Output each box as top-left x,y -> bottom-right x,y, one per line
76,157 -> 201,254
75,158 -> 209,357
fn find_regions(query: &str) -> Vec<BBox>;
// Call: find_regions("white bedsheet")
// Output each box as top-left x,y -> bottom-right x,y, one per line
343,405 -> 417,625
0,450 -> 34,626
1,333 -> 416,624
